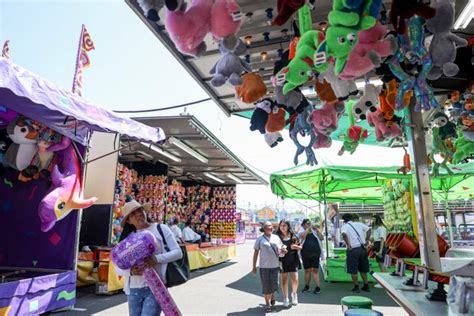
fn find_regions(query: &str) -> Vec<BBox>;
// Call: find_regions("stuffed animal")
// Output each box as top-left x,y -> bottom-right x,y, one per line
338,101 -> 368,155
426,0 -> 468,80
250,98 -> 273,134
266,106 -> 286,133
137,0 -> 165,22
328,0 -> 382,30
210,0 -> 242,40
274,84 -> 310,114
339,21 -> 397,81
311,101 -> 345,136
289,106 -> 318,165
429,126 -> 454,176
453,129 -> 474,164
4,116 -> 38,171
367,108 -> 402,142
313,130 -> 333,149
389,0 -> 436,34
165,0 -> 213,57
352,84 -> 381,121
432,112 -> 457,140
318,63 -> 359,100
272,0 -> 306,26
210,37 -> 250,87
264,132 -> 284,148
235,73 -> 267,103
314,79 -> 338,103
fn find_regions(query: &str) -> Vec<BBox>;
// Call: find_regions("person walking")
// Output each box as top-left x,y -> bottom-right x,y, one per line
299,219 -> 324,294
116,200 -> 182,316
276,220 -> 302,307
341,213 -> 371,293
371,215 -> 388,287
252,221 -> 287,313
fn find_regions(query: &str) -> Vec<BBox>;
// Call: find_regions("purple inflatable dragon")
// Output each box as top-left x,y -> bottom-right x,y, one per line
38,136 -> 97,232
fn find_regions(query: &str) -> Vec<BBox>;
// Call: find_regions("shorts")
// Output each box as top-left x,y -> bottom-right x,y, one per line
373,241 -> 387,263
259,267 -> 280,295
346,246 -> 370,274
281,259 -> 300,273
302,254 -> 321,270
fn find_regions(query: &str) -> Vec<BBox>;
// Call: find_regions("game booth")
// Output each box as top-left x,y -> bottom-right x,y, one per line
76,115 -> 267,294
244,207 -> 279,240
0,58 -> 166,314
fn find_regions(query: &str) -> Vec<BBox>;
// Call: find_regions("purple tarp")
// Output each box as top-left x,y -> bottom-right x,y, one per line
0,58 -> 165,145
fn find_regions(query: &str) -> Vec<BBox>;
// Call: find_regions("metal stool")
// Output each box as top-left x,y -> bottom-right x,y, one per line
341,296 -> 374,311
344,308 -> 383,316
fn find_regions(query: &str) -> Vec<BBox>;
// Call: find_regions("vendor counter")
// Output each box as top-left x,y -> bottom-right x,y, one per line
186,243 -> 236,270
373,272 -> 449,316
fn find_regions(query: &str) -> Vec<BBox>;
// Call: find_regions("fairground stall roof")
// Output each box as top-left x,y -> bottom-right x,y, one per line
0,58 -> 165,145
120,115 -> 268,185
126,0 -> 474,117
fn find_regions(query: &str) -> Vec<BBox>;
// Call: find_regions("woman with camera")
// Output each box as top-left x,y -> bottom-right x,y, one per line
299,218 -> 324,294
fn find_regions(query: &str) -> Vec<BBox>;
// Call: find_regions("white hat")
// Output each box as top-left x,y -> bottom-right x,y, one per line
121,200 -> 151,226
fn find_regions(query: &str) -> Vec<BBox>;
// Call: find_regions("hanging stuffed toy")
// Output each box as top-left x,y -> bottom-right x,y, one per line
318,63 -> 359,100
425,0 -> 468,80
453,128 -> 474,164
38,137 -> 97,232
264,132 -> 284,148
314,79 -> 338,103
137,0 -> 166,22
265,105 -> 286,133
289,106 -> 318,165
250,98 -> 273,134
328,0 -> 382,30
338,102 -> 368,155
339,21 -> 397,81
210,0 -> 242,41
310,101 -> 345,137
367,108 -> 402,142
4,116 -> 38,172
235,72 -> 267,104
165,0 -> 213,57
389,16 -> 437,112
432,112 -> 457,140
352,83 -> 381,121
428,126 -> 454,176
210,37 -> 250,87
273,0 -> 307,26
389,0 -> 436,34
274,84 -> 309,115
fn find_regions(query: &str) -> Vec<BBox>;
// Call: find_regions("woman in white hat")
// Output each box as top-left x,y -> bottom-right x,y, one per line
115,200 -> 182,316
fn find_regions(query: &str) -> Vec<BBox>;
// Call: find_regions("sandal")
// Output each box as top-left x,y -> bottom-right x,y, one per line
270,299 -> 275,306
265,306 -> 272,313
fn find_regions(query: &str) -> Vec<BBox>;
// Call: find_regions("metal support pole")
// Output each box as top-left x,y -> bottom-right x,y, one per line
445,193 -> 454,248
407,106 -> 441,271
322,171 -> 329,259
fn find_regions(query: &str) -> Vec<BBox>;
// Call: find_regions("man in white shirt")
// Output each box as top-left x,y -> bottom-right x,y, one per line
169,218 -> 183,243
341,213 -> 371,293
183,221 -> 202,246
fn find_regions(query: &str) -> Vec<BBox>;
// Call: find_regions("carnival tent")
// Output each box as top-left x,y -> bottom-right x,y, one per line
270,163 -> 474,204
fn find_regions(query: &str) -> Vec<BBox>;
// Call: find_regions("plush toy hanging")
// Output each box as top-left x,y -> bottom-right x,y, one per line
272,0 -> 307,26
314,79 -> 338,103
210,0 -> 242,41
432,112 -> 457,140
367,108 -> 402,142
4,116 -> 38,172
338,101 -> 368,155
339,21 -> 397,81
235,72 -> 267,104
389,0 -> 436,34
318,63 -> 358,101
209,37 -> 250,87
352,83 -> 380,121
453,128 -> 474,164
389,16 -> 437,112
310,101 -> 345,149
264,132 -> 284,148
289,106 -> 317,165
328,0 -> 382,30
137,0 -> 165,22
165,0 -> 213,57
38,137 -> 97,232
425,0 -> 468,80
265,105 -> 286,133
428,126 -> 454,176
250,98 -> 273,134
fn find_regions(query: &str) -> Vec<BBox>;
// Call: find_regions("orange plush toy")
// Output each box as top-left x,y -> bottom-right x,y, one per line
315,79 -> 338,103
266,106 -> 286,133
235,73 -> 267,103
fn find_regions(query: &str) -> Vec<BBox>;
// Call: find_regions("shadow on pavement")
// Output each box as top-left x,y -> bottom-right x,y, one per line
190,261 -> 237,281
227,270 -> 399,307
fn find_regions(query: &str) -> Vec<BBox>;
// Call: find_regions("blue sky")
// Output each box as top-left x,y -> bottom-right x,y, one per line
1,0 -> 404,212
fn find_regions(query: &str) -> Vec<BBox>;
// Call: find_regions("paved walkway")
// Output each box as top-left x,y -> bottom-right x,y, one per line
66,241 -> 405,315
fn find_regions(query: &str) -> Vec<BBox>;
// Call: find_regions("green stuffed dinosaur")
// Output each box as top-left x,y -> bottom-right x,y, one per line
338,101 -> 369,155
453,129 -> 474,164
429,127 -> 454,176
328,0 -> 381,30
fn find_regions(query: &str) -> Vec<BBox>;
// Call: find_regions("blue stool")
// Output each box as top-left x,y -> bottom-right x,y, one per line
344,308 -> 383,316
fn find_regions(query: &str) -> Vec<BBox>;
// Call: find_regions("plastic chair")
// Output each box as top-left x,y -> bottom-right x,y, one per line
344,308 -> 383,316
341,296 -> 374,311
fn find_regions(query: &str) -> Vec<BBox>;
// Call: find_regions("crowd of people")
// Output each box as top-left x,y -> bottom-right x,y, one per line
252,214 -> 387,312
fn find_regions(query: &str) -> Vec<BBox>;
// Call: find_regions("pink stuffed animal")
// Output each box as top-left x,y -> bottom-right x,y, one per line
165,0 -> 213,57
367,108 -> 401,142
313,130 -> 332,149
210,0 -> 242,40
339,21 -> 397,81
311,101 -> 345,136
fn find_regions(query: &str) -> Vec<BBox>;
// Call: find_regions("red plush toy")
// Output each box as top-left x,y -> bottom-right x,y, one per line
389,0 -> 436,34
273,0 -> 306,26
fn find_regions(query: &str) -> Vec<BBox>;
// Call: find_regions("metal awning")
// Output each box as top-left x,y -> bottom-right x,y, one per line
0,58 -> 165,145
125,0 -> 473,117
120,115 -> 268,185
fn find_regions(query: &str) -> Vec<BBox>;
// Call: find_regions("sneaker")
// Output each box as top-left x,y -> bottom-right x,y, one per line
313,287 -> 321,294
362,284 -> 371,292
302,285 -> 310,292
374,283 -> 383,289
352,286 -> 361,293
283,298 -> 290,308
291,293 -> 298,305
